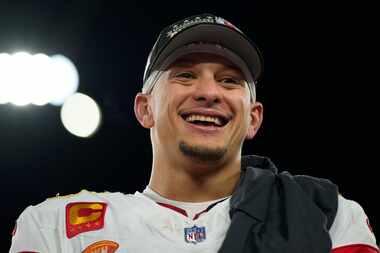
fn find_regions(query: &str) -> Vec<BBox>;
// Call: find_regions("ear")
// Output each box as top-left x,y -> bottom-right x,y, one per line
134,92 -> 154,129
246,102 -> 263,140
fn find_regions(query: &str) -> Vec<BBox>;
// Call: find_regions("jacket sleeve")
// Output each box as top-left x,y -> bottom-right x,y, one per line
330,195 -> 379,253
9,206 -> 61,253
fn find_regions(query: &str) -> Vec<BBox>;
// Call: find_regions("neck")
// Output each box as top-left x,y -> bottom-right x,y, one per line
148,154 -> 241,202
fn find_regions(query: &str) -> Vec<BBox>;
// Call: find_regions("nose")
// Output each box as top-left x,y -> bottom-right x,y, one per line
192,74 -> 222,105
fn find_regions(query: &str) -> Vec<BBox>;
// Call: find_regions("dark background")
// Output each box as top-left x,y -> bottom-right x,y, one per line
0,0 -> 377,251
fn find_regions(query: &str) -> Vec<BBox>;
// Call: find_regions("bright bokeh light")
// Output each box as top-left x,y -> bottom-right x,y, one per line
10,52 -> 34,106
49,55 -> 79,106
0,51 -> 79,106
60,93 -> 102,138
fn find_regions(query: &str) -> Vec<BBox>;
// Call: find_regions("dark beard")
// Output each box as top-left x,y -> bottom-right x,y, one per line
179,141 -> 227,162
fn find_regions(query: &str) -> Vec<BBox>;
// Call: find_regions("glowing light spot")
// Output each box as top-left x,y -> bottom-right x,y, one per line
0,51 -> 79,106
60,93 -> 102,138
49,55 -> 79,106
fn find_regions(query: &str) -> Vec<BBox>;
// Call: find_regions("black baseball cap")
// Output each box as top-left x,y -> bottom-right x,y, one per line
142,13 -> 263,95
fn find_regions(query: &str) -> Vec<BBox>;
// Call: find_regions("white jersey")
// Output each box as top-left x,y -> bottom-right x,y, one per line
9,190 -> 379,253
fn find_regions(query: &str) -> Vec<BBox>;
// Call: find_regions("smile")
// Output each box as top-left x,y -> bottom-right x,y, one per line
180,112 -> 230,128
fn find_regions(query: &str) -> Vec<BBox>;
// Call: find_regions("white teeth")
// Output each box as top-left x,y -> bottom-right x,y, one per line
185,114 -> 223,126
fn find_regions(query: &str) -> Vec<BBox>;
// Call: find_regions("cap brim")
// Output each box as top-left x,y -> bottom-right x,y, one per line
152,23 -> 263,82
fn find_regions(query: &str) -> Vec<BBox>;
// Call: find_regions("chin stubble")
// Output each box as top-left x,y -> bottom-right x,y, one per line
179,141 -> 227,162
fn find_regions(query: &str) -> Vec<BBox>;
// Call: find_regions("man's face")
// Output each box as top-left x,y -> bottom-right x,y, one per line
136,52 -> 263,164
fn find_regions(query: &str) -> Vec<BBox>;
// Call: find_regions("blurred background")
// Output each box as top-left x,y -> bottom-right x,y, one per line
0,0 -> 377,250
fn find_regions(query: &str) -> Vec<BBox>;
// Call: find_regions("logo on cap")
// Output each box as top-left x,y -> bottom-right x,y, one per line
66,202 -> 107,238
166,15 -> 215,38
82,240 -> 119,253
184,225 -> 206,244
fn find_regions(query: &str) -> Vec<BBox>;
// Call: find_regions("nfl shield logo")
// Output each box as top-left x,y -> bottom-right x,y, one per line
184,225 -> 206,244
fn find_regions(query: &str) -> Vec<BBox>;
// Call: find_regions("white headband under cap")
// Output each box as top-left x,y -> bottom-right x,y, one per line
142,43 -> 256,101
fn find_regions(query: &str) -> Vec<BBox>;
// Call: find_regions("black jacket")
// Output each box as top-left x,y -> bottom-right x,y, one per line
219,155 -> 338,253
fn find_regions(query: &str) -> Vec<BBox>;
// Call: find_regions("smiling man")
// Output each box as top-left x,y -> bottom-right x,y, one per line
135,49 -> 263,203
9,13 -> 378,253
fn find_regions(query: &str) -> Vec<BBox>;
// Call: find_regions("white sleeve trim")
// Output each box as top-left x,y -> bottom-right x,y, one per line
329,195 -> 378,249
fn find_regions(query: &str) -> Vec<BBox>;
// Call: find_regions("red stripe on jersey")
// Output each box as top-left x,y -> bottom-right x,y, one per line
158,198 -> 229,220
332,244 -> 380,253
193,210 -> 207,220
157,202 -> 188,217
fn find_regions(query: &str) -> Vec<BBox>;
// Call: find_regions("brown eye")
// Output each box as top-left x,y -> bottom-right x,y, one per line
221,78 -> 238,83
219,77 -> 244,86
175,72 -> 195,79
